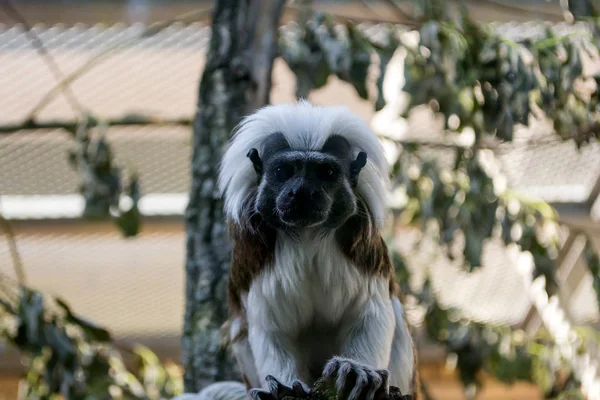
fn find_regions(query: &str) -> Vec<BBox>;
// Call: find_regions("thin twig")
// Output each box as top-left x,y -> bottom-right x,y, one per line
25,6 -> 213,121
382,133 -> 590,153
0,115 -> 191,135
0,210 -> 26,286
0,0 -> 87,117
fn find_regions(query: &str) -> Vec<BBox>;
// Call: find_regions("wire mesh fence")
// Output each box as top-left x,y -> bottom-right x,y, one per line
0,18 -> 599,358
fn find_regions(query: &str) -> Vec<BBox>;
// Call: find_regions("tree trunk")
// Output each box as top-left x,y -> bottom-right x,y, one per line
183,0 -> 285,392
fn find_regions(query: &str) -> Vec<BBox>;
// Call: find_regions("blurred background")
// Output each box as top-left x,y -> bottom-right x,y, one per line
0,1 -> 599,400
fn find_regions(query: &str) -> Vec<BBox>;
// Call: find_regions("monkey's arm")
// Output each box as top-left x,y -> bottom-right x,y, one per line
322,283 -> 396,400
337,284 -> 395,366
248,326 -> 310,387
245,285 -> 311,388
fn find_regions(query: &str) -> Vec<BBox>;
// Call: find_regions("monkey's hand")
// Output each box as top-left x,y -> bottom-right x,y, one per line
249,375 -> 311,400
322,357 -> 389,400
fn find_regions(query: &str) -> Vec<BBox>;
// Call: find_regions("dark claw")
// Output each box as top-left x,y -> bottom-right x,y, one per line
372,370 -> 390,400
365,371 -> 382,400
265,375 -> 308,398
322,358 -> 390,400
265,375 -> 285,396
291,380 -> 311,397
254,376 -> 310,400
388,387 -> 412,400
375,369 -> 389,393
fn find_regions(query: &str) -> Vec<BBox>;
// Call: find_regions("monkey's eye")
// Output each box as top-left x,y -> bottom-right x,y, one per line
317,165 -> 337,181
275,164 -> 294,180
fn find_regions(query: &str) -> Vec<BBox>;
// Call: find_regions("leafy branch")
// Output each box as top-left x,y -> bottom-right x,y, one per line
397,264 -> 587,398
0,2 -> 208,237
0,283 -> 183,399
0,210 -> 182,398
283,1 -> 600,397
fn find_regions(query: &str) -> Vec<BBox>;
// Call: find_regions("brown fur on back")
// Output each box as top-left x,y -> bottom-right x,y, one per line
227,190 -> 277,317
335,198 -> 396,295
335,197 -> 419,397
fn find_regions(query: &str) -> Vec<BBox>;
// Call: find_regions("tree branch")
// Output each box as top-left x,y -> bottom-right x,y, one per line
382,133 -> 586,153
0,115 -> 191,135
0,114 -> 586,158
516,249 -> 600,400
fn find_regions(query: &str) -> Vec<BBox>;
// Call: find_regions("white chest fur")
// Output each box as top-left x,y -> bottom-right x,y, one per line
244,231 -> 389,334
239,231 -> 414,393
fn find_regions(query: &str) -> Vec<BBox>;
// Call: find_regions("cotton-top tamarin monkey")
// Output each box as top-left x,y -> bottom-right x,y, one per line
214,100 -> 416,400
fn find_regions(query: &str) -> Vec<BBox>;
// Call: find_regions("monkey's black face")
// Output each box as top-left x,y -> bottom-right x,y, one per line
249,133 -> 366,230
260,152 -> 353,228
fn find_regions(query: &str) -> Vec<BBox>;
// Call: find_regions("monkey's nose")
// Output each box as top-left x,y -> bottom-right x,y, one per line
287,188 -> 316,201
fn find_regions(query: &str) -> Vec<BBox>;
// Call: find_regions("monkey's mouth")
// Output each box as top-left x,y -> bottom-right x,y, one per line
277,206 -> 328,228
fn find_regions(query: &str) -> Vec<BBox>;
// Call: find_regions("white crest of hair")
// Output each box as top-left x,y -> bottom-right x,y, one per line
218,100 -> 390,227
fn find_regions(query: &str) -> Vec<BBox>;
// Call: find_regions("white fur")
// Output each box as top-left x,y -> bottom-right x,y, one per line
218,100 -> 390,228
230,318 -> 261,387
239,232 -> 414,395
388,297 -> 415,393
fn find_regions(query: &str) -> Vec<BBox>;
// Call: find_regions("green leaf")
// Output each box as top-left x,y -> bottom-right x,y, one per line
568,0 -> 596,19
114,206 -> 142,238
556,390 -> 586,400
464,227 -> 483,270
372,30 -> 400,112
497,106 -> 514,141
44,322 -> 76,362
20,290 -> 45,348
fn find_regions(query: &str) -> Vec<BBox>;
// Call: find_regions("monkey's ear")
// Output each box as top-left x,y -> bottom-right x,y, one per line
350,151 -> 367,187
247,148 -> 263,175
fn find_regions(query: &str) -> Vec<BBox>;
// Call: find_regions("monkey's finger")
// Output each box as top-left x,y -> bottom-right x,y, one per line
322,359 -> 341,380
291,380 -> 311,396
265,375 -> 286,397
364,371 -> 383,400
375,369 -> 390,394
335,361 -> 354,393
347,368 -> 369,400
